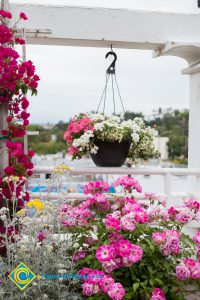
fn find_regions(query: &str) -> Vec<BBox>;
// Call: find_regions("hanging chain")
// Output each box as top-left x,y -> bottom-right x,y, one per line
96,49 -> 125,116
96,73 -> 110,114
114,74 -> 125,114
111,74 -> 115,115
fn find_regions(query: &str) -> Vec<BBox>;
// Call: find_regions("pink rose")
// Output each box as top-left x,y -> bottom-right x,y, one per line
152,232 -> 166,244
150,288 -> 166,300
176,210 -> 193,223
176,264 -> 190,280
165,236 -> 180,255
193,232 -> 200,244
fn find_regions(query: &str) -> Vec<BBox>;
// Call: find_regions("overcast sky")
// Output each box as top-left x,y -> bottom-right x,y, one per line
10,0 -> 199,123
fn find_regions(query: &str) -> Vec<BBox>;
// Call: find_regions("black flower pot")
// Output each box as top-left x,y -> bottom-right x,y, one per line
90,139 -> 130,167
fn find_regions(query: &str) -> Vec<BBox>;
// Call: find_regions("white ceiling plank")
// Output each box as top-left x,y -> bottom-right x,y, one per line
10,4 -> 200,49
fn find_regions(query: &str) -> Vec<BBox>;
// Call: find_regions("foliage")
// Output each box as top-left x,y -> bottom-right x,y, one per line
147,108 -> 189,161
27,123 -> 68,155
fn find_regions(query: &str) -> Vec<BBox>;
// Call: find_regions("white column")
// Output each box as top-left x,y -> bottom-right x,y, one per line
0,104 -> 8,175
0,2 -> 10,175
187,71 -> 200,168
1,0 -> 9,10
180,63 -> 200,169
154,43 -> 200,170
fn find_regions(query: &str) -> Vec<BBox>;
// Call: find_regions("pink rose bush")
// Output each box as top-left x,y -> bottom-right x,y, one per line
58,176 -> 200,299
152,229 -> 181,256
176,259 -> 200,280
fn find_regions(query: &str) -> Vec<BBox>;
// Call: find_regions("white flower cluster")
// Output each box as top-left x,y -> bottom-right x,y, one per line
0,207 -> 9,215
72,130 -> 94,150
89,113 -> 105,121
90,145 -> 99,154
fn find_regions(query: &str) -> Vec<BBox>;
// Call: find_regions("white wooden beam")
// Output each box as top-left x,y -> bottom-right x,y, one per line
9,4 -> 200,49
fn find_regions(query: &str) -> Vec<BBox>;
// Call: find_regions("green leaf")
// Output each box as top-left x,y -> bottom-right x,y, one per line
133,282 -> 140,292
149,278 -> 154,286
154,278 -> 164,285
163,286 -> 169,293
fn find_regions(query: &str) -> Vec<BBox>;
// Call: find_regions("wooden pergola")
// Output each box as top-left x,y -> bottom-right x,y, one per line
1,0 -> 200,173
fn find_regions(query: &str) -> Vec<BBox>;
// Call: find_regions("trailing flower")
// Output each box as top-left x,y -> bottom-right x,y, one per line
64,113 -> 158,162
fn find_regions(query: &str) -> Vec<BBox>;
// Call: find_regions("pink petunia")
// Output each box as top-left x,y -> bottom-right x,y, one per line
108,283 -> 125,300
96,245 -> 115,262
104,213 -> 121,232
129,244 -> 143,263
121,215 -> 136,232
116,239 -> 134,257
99,275 -> 115,293
82,283 -> 95,296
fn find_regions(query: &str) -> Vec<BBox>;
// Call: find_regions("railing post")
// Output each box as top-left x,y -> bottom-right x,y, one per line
164,172 -> 172,207
195,174 -> 200,195
1,0 -> 9,10
0,1 -> 9,176
0,104 -> 8,176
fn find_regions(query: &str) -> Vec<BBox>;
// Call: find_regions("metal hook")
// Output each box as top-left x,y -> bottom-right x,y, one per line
105,51 -> 117,74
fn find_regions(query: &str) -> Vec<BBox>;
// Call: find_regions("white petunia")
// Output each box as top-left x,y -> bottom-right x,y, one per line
109,115 -> 120,123
131,132 -> 140,143
90,145 -> 99,154
94,123 -> 104,131
89,113 -> 105,121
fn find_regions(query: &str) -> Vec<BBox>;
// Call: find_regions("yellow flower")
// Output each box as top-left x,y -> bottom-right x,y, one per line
16,209 -> 26,216
53,165 -> 72,174
27,199 -> 44,210
2,176 -> 27,183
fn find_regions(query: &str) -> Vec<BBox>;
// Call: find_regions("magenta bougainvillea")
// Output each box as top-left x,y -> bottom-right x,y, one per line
0,10 -> 39,208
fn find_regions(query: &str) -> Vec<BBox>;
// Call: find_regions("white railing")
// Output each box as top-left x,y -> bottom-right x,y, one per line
33,166 -> 200,200
34,166 -> 200,176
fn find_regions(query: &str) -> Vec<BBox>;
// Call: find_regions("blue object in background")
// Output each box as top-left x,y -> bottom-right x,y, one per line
108,186 -> 116,193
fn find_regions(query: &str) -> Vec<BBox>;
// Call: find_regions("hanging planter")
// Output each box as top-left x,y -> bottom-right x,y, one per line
64,48 -> 159,167
90,139 -> 130,167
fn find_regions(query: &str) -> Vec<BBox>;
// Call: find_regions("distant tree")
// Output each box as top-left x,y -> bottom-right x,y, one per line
123,111 -> 144,120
